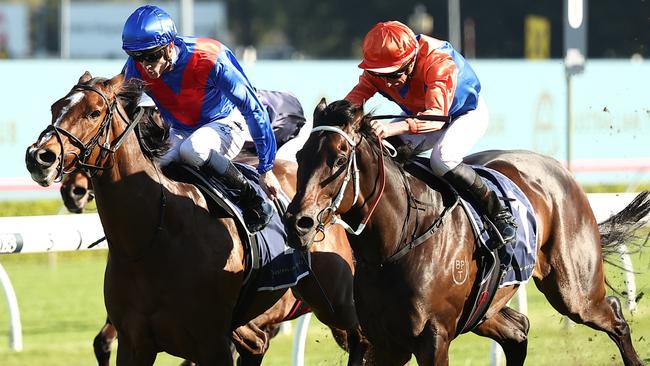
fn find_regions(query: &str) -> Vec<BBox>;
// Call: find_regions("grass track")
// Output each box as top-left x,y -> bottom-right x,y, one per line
0,199 -> 648,365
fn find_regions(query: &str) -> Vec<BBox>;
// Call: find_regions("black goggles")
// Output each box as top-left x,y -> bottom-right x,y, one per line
367,58 -> 415,79
127,47 -> 166,63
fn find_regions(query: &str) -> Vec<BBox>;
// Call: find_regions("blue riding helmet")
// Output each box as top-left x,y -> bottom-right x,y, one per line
122,5 -> 177,52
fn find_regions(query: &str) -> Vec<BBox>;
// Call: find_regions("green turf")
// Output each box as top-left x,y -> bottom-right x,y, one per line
0,244 -> 648,365
0,200 -> 648,365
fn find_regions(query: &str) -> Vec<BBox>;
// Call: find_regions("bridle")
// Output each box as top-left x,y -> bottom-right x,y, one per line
39,83 -> 144,181
308,113 -> 455,265
39,81 -> 162,261
309,124 -> 395,237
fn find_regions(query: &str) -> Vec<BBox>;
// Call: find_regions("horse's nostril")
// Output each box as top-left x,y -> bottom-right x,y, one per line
296,216 -> 315,232
35,149 -> 57,166
72,186 -> 87,197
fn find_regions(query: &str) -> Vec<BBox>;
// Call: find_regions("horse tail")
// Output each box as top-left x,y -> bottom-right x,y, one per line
598,190 -> 650,262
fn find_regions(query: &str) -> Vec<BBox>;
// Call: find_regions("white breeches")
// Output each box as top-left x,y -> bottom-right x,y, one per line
158,108 -> 249,168
397,96 -> 489,176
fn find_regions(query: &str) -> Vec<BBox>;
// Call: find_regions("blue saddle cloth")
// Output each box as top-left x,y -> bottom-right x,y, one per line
467,166 -> 538,287
226,164 -> 310,292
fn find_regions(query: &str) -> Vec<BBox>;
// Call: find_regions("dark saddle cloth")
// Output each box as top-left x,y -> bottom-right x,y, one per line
163,162 -> 310,293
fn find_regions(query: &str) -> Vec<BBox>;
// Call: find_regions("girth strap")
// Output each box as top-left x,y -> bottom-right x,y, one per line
383,195 -> 459,264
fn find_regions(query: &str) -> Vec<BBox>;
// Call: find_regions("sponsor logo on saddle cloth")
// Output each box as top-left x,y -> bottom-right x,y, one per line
463,166 -> 538,287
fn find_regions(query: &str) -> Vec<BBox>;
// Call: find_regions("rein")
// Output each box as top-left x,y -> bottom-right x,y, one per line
371,114 -> 451,123
42,84 -> 144,180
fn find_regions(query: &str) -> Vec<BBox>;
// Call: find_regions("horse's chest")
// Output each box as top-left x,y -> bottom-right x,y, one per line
354,268 -> 428,336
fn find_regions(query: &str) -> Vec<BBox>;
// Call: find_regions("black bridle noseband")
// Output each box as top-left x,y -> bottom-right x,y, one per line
41,83 -> 143,181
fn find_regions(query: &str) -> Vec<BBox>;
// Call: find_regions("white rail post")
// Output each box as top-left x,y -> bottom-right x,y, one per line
291,313 -> 312,366
618,244 -> 637,314
0,262 -> 22,351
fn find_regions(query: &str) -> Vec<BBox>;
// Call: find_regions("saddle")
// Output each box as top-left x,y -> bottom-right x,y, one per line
162,162 -> 310,327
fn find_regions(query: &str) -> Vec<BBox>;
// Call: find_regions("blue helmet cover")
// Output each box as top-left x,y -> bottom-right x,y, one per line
122,5 -> 177,52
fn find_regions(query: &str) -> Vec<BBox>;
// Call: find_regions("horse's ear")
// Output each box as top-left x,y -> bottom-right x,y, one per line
350,103 -> 365,131
78,71 -> 92,84
313,98 -> 327,125
106,73 -> 125,91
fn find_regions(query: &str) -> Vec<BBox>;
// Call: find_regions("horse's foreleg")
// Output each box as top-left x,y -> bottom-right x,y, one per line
413,323 -> 450,366
344,326 -> 370,366
231,322 -> 270,366
94,318 -> 118,366
472,306 -> 529,366
195,336 -> 236,366
294,252 -> 367,365
115,339 -> 157,366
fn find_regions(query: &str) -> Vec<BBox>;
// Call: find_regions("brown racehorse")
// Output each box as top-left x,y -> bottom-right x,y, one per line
285,99 -> 649,366
59,165 -> 358,366
26,73 -> 365,365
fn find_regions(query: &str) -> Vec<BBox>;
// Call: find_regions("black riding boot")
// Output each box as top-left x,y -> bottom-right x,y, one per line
443,163 -> 517,249
216,162 -> 274,232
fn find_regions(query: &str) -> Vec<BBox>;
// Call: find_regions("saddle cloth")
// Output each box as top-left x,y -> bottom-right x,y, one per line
470,166 -> 538,287
409,158 -> 538,287
170,162 -> 310,292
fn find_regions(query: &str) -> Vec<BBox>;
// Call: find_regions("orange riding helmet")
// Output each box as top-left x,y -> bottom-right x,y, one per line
358,21 -> 418,73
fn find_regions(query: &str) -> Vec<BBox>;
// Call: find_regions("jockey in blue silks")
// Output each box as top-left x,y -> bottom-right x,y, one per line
121,5 -> 278,232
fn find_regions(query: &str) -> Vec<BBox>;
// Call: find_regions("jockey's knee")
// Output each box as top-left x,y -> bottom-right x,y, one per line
179,140 -> 209,168
158,149 -> 178,168
429,150 -> 459,177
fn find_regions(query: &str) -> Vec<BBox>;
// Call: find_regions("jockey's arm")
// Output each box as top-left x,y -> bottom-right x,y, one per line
213,62 -> 281,198
213,62 -> 277,174
345,72 -> 378,107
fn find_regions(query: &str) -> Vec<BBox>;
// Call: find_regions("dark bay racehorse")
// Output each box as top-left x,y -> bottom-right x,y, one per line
26,73 -> 365,365
285,99 -> 649,366
59,164 -> 356,366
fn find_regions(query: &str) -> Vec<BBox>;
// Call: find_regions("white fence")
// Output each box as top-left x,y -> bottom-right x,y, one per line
0,193 -> 643,365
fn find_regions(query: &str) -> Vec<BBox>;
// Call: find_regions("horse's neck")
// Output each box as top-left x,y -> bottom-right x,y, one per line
91,131 -> 173,258
344,140 -> 437,263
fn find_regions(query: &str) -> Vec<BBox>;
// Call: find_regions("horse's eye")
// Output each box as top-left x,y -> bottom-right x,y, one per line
89,110 -> 101,119
335,156 -> 347,167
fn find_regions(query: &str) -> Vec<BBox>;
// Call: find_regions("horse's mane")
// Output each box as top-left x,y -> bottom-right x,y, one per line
115,78 -> 171,159
314,100 -> 420,165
